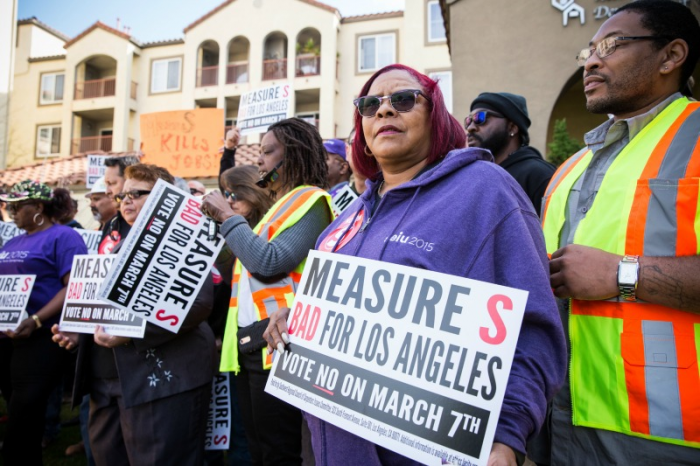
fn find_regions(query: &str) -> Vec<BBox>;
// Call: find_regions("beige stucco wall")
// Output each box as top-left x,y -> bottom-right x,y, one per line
446,0 -> 700,157
0,0 -> 17,169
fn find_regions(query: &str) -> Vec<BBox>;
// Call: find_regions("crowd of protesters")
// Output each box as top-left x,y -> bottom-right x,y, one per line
0,1 -> 698,465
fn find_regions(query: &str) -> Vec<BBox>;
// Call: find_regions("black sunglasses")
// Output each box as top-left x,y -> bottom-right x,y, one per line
224,190 -> 237,201
6,201 -> 35,214
353,89 -> 430,118
114,190 -> 152,203
190,188 -> 205,196
464,111 -> 505,128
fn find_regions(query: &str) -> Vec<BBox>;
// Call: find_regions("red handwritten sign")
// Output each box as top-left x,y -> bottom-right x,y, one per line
140,109 -> 224,177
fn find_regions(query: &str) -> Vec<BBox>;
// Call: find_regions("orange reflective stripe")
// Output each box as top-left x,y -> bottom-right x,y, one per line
625,180 -> 653,256
263,190 -> 320,240
675,323 -> 700,442
676,178 -> 699,256
229,297 -> 238,307
251,286 -> 293,320
541,150 -> 589,227
683,135 -> 700,177
622,318 -> 651,435
289,271 -> 302,284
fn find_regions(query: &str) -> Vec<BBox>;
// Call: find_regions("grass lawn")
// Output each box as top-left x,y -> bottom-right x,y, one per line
0,397 -> 87,466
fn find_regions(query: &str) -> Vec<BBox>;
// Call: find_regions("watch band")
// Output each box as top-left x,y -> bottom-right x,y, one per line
31,314 -> 42,328
618,255 -> 639,302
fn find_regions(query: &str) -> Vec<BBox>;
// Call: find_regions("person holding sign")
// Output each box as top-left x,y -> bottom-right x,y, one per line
201,118 -> 333,465
53,164 -> 216,465
264,65 -> 567,466
0,180 -> 88,465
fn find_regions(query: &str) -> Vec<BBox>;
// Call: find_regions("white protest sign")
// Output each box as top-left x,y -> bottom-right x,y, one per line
237,83 -> 292,135
0,275 -> 35,332
0,222 -> 24,245
205,373 -> 232,451
98,179 -> 224,333
60,255 -> 146,338
266,251 -> 527,466
76,229 -> 102,254
86,155 -> 108,188
331,184 -> 359,217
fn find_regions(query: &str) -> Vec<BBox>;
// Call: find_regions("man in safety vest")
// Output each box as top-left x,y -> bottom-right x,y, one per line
543,1 -> 700,464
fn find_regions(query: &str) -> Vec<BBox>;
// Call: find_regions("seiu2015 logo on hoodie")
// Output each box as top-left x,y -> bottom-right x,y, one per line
0,251 -> 29,260
384,232 -> 435,252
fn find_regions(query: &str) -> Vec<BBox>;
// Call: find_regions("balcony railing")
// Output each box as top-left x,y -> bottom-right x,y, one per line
296,56 -> 320,77
197,66 -> 219,87
130,81 -> 138,99
226,63 -> 249,84
74,77 -> 116,100
263,59 -> 287,80
71,135 -> 112,154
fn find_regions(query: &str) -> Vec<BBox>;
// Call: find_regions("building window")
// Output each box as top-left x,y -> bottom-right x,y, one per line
429,71 -> 452,113
358,33 -> 395,73
151,58 -> 182,93
36,125 -> 61,157
40,73 -> 64,104
296,112 -> 319,128
427,1 -> 446,42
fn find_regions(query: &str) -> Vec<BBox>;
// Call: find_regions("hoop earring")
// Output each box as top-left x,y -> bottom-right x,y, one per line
33,213 -> 45,226
364,146 -> 373,157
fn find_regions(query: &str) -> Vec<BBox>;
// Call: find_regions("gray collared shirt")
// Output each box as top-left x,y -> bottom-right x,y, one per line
559,92 -> 683,247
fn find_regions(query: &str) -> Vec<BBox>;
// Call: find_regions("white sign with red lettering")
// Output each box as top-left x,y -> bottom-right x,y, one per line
0,275 -> 35,332
98,179 -> 224,333
266,251 -> 527,466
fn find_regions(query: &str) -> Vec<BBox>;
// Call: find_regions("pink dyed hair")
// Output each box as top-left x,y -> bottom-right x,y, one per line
351,64 -> 466,181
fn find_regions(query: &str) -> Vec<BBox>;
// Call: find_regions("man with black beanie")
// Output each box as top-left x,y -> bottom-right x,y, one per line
466,92 -> 555,214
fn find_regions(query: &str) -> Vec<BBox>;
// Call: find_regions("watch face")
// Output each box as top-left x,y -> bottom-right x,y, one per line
619,263 -> 638,285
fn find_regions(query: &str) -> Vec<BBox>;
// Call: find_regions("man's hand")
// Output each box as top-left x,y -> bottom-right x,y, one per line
224,127 -> 240,150
94,325 -> 131,348
5,317 -> 38,339
550,244 -> 620,300
487,442 -> 517,466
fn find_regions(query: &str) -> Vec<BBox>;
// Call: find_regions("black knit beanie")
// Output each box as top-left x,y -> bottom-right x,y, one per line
470,92 -> 531,140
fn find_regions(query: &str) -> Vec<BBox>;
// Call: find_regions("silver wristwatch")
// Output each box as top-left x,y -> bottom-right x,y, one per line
617,255 -> 639,302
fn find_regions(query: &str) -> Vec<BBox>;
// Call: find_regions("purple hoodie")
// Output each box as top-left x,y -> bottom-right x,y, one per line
309,147 -> 566,464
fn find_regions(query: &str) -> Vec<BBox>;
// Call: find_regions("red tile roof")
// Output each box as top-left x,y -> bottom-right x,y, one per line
0,147 -> 261,188
184,0 -> 338,33
64,21 -> 139,49
341,11 -> 404,23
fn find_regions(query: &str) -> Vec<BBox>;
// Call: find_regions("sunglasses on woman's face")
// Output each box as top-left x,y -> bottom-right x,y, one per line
6,201 -> 34,215
353,89 -> 430,118
464,111 -> 505,129
114,190 -> 152,203
224,191 -> 237,202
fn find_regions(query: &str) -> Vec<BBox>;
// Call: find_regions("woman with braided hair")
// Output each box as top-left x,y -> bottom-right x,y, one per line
201,117 -> 333,465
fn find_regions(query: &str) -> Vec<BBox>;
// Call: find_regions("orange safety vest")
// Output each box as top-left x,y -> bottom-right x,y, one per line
220,185 -> 332,374
542,97 -> 700,448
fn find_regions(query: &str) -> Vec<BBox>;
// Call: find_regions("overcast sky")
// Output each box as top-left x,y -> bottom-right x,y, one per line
18,0 -> 406,43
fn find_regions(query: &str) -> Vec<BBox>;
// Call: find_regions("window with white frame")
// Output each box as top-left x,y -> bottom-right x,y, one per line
429,71 -> 453,114
36,125 -> 61,157
40,73 -> 64,104
358,33 -> 395,73
151,58 -> 182,93
427,1 -> 447,42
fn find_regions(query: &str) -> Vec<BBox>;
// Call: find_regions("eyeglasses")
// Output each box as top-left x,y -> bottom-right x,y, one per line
6,202 -> 34,214
190,188 -> 205,196
576,35 -> 671,66
224,190 -> 237,202
464,111 -> 504,128
353,89 -> 430,118
114,190 -> 151,203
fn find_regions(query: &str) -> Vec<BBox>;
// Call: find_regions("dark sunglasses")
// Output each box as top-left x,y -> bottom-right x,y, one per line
464,110 -> 505,128
190,188 -> 205,196
114,190 -> 151,203
224,190 -> 237,201
353,89 -> 430,118
6,201 -> 35,214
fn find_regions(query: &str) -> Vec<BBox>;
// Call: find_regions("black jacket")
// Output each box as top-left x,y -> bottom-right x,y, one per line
500,146 -> 556,215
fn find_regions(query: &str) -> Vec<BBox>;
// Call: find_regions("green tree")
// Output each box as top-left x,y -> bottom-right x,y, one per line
547,118 -> 585,167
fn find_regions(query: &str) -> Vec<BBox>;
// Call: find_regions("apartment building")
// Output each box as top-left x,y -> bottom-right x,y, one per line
5,0 -> 452,170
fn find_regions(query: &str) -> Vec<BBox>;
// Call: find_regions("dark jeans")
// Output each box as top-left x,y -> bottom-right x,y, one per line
1,328 -> 66,466
236,350 -> 302,466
